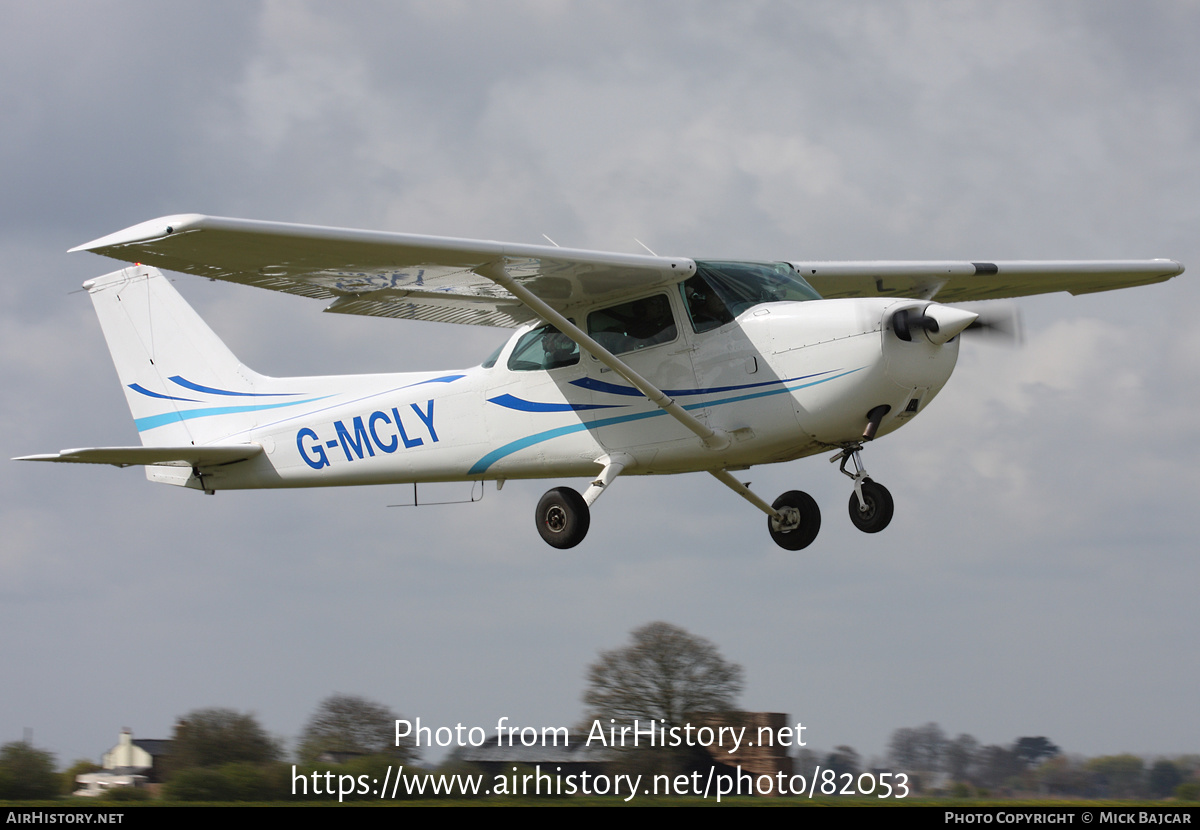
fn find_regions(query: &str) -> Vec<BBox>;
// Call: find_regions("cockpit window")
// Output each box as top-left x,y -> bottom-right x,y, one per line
506,324 -> 580,371
693,261 -> 822,317
587,294 -> 677,355
680,274 -> 735,333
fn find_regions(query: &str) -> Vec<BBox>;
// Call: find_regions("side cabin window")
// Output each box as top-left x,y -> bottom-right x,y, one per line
586,294 -> 677,355
507,324 -> 580,371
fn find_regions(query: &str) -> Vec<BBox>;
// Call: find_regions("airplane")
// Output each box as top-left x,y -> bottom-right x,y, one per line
16,214 -> 1184,550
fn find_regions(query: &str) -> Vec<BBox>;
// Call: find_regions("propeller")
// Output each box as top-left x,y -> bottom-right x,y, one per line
892,302 -> 1022,345
961,302 -> 1023,344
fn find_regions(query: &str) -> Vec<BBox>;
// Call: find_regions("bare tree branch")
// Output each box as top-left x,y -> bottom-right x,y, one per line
583,622 -> 743,727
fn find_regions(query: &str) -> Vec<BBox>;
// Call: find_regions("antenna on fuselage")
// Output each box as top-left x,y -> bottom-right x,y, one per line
634,238 -> 658,256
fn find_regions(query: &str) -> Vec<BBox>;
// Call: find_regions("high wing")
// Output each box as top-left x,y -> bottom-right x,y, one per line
794,260 -> 1183,302
74,216 -> 1182,326
71,214 -> 695,328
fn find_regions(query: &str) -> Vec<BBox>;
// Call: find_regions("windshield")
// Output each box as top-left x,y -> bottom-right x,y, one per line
480,341 -> 505,368
694,261 -> 822,316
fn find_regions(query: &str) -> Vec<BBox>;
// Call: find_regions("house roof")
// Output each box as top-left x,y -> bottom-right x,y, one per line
130,739 -> 172,757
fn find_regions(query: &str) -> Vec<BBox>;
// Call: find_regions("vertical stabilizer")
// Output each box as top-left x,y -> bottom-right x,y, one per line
86,266 -> 267,447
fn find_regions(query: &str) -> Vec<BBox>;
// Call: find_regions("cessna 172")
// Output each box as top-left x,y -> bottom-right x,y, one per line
18,215 -> 1183,550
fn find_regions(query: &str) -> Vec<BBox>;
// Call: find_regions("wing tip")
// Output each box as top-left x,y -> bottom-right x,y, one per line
69,214 -> 209,253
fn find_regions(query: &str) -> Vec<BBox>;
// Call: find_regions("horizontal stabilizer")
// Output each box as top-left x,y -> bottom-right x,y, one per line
14,445 -> 262,468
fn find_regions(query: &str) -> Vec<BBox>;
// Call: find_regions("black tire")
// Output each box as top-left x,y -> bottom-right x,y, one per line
768,490 -> 821,550
535,487 -> 590,549
848,479 -> 894,533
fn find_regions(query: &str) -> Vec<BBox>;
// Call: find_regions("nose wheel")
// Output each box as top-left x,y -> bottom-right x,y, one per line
833,444 -> 894,534
848,479 -> 893,533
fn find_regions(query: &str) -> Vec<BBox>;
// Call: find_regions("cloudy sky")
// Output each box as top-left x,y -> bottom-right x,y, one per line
3,1 -> 1197,770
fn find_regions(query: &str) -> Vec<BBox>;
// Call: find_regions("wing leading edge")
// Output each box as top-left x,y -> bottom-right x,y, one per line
72,215 -> 1183,327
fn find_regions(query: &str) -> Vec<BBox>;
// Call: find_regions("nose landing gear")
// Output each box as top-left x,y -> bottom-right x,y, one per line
832,444 -> 894,534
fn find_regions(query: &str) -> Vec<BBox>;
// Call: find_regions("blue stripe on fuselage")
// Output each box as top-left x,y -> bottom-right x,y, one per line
134,397 -> 330,432
467,368 -> 862,474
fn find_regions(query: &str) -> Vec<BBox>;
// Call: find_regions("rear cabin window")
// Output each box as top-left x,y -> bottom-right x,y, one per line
586,294 -> 677,355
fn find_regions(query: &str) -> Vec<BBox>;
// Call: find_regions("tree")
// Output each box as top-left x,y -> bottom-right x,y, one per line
162,762 -> 284,802
824,745 -> 861,777
1013,736 -> 1060,768
0,742 -> 58,799
976,744 -> 1024,790
1035,754 -> 1088,797
945,733 -> 979,783
1084,754 -> 1145,798
169,708 -> 280,773
888,723 -> 947,772
583,621 -> 743,727
1148,760 -> 1183,799
299,694 -> 416,763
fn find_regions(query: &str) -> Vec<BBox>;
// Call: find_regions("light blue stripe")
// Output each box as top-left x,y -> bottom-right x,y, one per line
468,410 -> 663,475
135,396 -> 330,432
467,368 -> 863,474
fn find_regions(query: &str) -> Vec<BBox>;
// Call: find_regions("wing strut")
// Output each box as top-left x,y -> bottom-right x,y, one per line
708,469 -> 783,521
475,262 -> 731,451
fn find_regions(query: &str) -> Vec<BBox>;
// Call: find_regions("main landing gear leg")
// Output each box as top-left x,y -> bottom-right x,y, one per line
831,444 -> 894,534
535,454 -> 631,550
709,469 -> 821,551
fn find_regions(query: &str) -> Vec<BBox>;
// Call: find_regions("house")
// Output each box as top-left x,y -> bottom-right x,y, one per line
73,729 -> 172,797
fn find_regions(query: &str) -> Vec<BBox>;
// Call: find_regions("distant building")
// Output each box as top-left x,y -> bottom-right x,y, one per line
691,711 -> 795,796
74,729 -> 172,797
461,713 -> 796,797
460,731 -> 616,779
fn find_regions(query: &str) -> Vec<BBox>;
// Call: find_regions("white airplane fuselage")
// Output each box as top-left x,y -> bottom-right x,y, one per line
23,214 -> 1179,550
151,293 -> 960,493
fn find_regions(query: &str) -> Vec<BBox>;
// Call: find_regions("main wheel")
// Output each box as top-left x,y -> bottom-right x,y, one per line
848,479 -> 893,533
768,490 -> 821,550
535,487 -> 590,549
